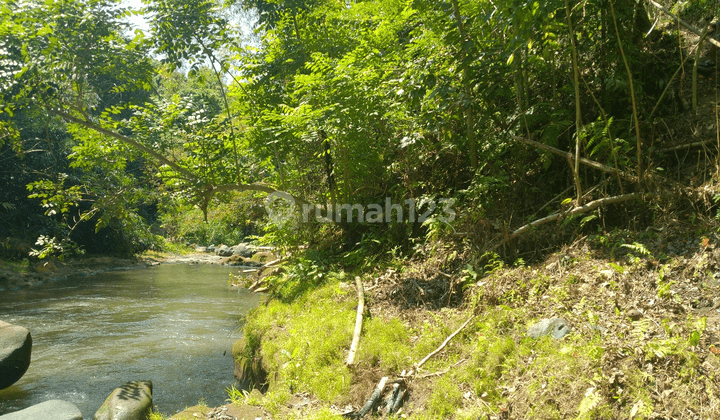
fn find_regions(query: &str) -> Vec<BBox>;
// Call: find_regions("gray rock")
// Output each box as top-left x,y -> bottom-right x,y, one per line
527,317 -> 571,339
627,309 -> 643,321
93,380 -> 153,420
0,321 -> 32,389
215,244 -> 233,257
207,244 -> 216,252
0,400 -> 82,420
232,243 -> 255,258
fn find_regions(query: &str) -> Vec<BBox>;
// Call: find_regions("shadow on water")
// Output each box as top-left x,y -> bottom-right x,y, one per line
0,263 -> 260,418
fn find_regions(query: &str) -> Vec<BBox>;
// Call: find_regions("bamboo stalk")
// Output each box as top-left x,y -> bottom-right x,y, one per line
565,0 -> 584,205
609,0 -> 642,181
693,24 -> 713,110
346,276 -> 365,366
649,50 -> 694,120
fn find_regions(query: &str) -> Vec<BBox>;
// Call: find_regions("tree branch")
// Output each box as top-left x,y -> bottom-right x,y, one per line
415,315 -> 474,371
511,135 -> 638,182
495,193 -> 641,248
48,108 -> 309,207
645,0 -> 720,49
49,108 -> 202,184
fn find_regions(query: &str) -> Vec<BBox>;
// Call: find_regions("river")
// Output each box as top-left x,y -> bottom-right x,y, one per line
0,263 -> 260,419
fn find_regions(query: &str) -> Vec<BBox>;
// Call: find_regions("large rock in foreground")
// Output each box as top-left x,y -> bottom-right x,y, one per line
0,400 -> 82,420
215,244 -> 233,257
93,380 -> 153,420
232,243 -> 255,258
0,321 -> 32,389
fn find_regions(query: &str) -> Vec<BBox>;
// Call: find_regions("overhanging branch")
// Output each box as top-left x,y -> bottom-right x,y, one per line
49,107 -> 308,206
511,135 -> 638,182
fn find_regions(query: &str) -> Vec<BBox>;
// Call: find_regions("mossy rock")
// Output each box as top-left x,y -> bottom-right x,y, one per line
250,251 -> 276,263
222,255 -> 262,267
232,337 -> 267,389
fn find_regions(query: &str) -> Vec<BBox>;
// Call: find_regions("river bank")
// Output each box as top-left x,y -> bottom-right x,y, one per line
211,228 -> 720,420
7,227 -> 720,419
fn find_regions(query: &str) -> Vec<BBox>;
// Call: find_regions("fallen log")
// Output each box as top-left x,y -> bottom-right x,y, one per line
354,376 -> 387,419
511,135 -> 638,182
414,315 -> 475,371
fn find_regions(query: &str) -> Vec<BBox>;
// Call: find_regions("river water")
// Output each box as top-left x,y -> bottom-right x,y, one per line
0,263 -> 260,419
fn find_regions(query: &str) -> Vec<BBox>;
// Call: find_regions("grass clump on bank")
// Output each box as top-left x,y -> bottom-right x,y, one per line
244,278 -> 356,402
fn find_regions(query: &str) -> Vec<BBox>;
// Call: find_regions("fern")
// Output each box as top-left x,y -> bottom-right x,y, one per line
629,398 -> 653,419
621,242 -> 651,257
576,387 -> 601,418
585,117 -> 612,159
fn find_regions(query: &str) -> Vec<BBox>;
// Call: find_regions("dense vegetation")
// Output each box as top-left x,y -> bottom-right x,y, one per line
1,0 -> 716,260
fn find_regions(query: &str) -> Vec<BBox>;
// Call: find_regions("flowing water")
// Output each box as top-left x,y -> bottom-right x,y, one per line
0,263 -> 260,419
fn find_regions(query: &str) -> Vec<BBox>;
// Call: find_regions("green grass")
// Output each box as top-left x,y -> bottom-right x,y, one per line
244,280 -> 356,401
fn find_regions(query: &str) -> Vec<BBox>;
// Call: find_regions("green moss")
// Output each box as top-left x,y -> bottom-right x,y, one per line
358,317 -> 411,372
428,376 -> 464,416
245,281 -> 356,402
304,407 -> 346,420
0,259 -> 30,273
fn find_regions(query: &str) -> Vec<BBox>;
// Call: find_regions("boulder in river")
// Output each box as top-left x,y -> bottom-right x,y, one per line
215,244 -> 233,257
93,380 -> 153,420
527,317 -> 571,339
0,321 -> 32,390
232,243 -> 255,258
0,399 -> 82,420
